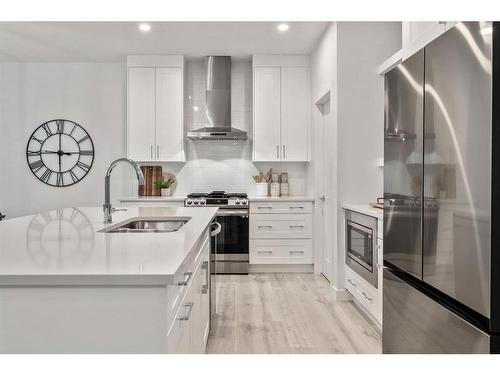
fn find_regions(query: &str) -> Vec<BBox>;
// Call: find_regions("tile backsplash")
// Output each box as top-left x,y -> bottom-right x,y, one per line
125,59 -> 310,198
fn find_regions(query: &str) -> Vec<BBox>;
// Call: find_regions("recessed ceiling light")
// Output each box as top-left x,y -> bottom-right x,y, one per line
139,23 -> 151,32
481,26 -> 493,35
277,23 -> 289,32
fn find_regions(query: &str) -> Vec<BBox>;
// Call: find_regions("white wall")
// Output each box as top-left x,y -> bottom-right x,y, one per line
310,22 -> 401,291
0,63 -> 127,219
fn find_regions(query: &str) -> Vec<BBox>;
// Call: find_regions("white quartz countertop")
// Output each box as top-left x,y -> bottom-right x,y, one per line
248,196 -> 315,202
342,203 -> 383,221
0,206 -> 217,285
118,196 -> 185,202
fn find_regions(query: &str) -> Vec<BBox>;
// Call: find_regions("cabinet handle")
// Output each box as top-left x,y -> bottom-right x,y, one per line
290,206 -> 304,209
157,145 -> 160,159
283,145 -> 286,159
277,145 -> 280,159
257,250 -> 273,255
257,206 -> 272,210
150,145 -> 153,159
347,279 -> 357,287
202,261 -> 209,294
289,225 -> 304,229
361,291 -> 373,302
178,302 -> 194,321
258,225 -> 273,229
289,250 -> 304,254
177,272 -> 192,286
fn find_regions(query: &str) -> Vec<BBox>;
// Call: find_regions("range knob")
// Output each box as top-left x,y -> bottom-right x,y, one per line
200,198 -> 206,205
235,198 -> 241,205
241,198 -> 248,205
186,198 -> 193,205
193,199 -> 200,205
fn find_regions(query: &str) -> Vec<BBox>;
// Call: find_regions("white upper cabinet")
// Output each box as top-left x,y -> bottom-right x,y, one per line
402,22 -> 458,59
127,55 -> 185,162
252,55 -> 310,162
253,67 -> 281,161
281,67 -> 309,161
155,68 -> 184,161
128,68 -> 156,161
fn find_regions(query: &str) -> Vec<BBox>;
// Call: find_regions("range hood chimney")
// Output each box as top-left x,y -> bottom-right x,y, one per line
187,56 -> 247,140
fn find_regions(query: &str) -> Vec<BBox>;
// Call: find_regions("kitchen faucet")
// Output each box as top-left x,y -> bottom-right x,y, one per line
103,158 -> 145,223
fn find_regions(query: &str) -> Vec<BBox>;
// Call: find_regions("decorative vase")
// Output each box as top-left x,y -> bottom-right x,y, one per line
161,188 -> 172,197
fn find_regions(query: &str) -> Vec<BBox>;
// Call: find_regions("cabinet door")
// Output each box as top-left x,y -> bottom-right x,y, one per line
253,67 -> 281,161
199,250 -> 210,348
128,67 -> 155,161
402,22 -> 446,58
281,67 -> 309,161
155,68 -> 185,162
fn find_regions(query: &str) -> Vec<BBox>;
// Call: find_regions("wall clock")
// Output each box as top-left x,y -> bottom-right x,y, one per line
26,119 -> 95,187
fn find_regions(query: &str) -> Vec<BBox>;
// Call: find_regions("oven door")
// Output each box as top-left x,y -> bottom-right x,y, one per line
212,209 -> 249,274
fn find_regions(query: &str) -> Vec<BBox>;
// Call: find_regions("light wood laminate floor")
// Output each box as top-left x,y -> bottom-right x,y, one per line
207,274 -> 381,354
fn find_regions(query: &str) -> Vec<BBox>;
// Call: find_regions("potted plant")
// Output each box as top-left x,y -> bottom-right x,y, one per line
153,177 -> 176,197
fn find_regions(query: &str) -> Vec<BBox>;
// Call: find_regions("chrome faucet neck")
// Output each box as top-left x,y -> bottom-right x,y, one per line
103,158 -> 145,223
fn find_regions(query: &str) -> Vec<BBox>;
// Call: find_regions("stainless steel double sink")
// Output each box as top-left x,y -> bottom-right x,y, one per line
100,218 -> 191,233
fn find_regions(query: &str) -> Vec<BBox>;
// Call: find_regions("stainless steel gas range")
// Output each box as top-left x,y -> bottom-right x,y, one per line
185,191 -> 249,275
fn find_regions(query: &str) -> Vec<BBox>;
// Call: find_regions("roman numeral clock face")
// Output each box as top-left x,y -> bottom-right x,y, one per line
26,120 -> 94,187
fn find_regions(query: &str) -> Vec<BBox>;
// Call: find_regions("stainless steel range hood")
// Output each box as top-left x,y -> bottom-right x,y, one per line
187,56 -> 247,140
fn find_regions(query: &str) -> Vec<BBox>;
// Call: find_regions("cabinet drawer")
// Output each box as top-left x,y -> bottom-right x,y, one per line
250,201 -> 313,214
250,239 -> 312,264
250,214 -> 312,238
167,230 -> 209,321
167,283 -> 193,354
345,266 -> 379,322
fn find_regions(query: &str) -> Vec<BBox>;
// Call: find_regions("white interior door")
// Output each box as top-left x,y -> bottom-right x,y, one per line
314,92 -> 334,282
155,67 -> 184,161
253,67 -> 281,161
128,67 -> 156,161
281,66 -> 309,161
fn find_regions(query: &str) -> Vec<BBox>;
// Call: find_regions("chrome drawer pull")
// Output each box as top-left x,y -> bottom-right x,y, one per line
290,206 -> 304,209
177,272 -> 192,286
202,261 -> 209,294
289,225 -> 304,228
347,279 -> 357,287
257,250 -> 273,254
257,206 -> 273,209
258,225 -> 273,229
289,250 -> 304,254
178,302 -> 194,321
361,291 -> 373,302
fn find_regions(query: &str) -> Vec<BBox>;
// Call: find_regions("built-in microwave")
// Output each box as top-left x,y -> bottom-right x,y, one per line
345,210 -> 378,287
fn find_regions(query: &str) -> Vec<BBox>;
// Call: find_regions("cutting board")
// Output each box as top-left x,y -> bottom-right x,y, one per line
139,166 -> 162,196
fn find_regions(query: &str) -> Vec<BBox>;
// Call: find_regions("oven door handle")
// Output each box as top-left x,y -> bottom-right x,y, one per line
210,222 -> 221,237
216,210 -> 249,217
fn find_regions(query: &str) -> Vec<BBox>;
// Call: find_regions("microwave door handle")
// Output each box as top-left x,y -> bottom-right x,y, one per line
347,220 -> 373,236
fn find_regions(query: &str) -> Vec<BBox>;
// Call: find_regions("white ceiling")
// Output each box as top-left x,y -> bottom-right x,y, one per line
0,22 -> 329,62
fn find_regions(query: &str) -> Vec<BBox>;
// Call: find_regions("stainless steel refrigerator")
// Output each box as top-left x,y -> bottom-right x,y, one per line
383,21 -> 500,353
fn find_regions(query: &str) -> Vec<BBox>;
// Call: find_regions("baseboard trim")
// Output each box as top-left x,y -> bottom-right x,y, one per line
249,264 -> 314,273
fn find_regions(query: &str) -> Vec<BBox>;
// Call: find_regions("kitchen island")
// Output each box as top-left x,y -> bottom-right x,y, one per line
0,206 -> 217,353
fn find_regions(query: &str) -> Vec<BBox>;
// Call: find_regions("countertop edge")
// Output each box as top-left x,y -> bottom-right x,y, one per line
0,274 -> 174,286
248,196 -> 315,202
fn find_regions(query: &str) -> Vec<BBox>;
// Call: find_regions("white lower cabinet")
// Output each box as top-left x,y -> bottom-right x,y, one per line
249,201 -> 313,266
345,266 -> 379,323
167,231 -> 210,353
250,239 -> 312,264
